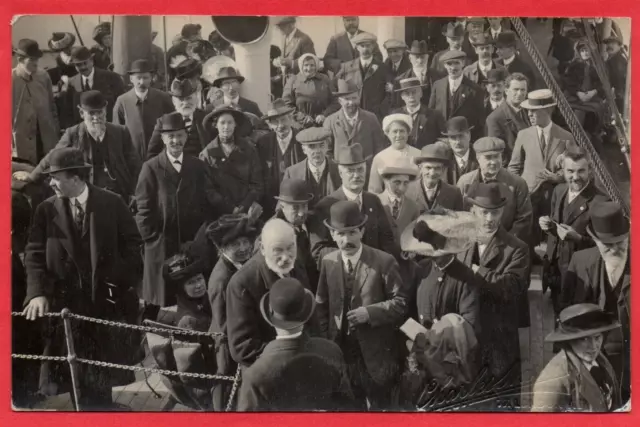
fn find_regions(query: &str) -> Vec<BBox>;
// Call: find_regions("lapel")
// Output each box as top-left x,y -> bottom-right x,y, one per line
501,102 -> 525,134
566,350 -> 608,411
362,60 -> 380,82
529,126 -> 546,165
284,30 -> 302,57
328,255 -> 345,331
77,124 -> 94,163
356,246 -> 372,293
414,106 -> 429,136
53,197 -> 78,260
565,182 -> 596,224
553,184 -> 569,222
546,124 -> 567,164
479,228 -> 505,267
452,78 -> 473,115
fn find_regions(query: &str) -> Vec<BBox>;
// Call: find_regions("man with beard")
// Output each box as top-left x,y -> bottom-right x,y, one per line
324,16 -> 383,74
113,59 -> 174,160
211,67 -> 263,117
539,147 -> 609,313
226,218 -> 314,366
392,40 -> 444,109
560,202 -> 630,404
46,32 -> 78,130
316,200 -> 409,409
283,127 -> 342,207
442,116 -> 479,185
486,72 -> 531,164
256,99 -> 306,217
311,144 -> 398,262
494,31 -> 537,89
483,69 -> 508,118
147,78 -> 210,159
463,32 -> 500,91
21,91 -> 140,203
604,36 -> 628,113
135,113 -> 225,322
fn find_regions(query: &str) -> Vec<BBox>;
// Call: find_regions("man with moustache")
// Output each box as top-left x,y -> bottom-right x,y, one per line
147,78 -> 211,159
486,72 -> 531,163
441,116 -> 479,185
324,16 -> 383,74
539,147 -> 609,313
392,40 -> 443,109
256,99 -> 306,217
463,32 -> 500,91
212,67 -> 263,117
226,218 -> 314,367
316,200 -> 409,409
283,127 -> 342,207
494,31 -> 537,89
483,69 -> 508,118
113,59 -> 174,160
21,91 -> 140,203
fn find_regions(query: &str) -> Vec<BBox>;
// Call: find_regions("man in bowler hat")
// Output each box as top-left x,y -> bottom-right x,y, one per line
463,32 -> 501,91
494,31 -> 537,89
431,23 -> 472,74
392,40 -> 444,109
441,116 -> 479,185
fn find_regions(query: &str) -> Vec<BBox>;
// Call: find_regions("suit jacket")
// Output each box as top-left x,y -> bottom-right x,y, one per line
463,60 -> 502,89
316,244 -> 409,385
406,179 -> 464,214
384,54 -> 412,80
508,123 -> 574,194
495,55 -> 537,89
486,101 -> 531,163
391,67 -> 444,109
237,334 -> 353,411
428,76 -> 486,141
282,28 -> 316,74
378,192 -> 421,245
391,105 -> 446,149
336,58 -> 391,120
447,148 -> 480,185
324,30 -> 383,74
283,158 -> 342,205
226,252 -> 311,366
147,109 -> 211,159
69,68 -> 125,123
310,188 -> 399,262
29,122 -> 141,199
113,88 -> 175,160
323,108 -> 388,162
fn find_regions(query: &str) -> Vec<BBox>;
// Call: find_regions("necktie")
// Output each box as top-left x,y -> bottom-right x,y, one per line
459,158 -> 467,171
183,116 -> 192,128
83,77 -> 90,91
313,168 -> 322,183
355,196 -> 362,211
346,259 -> 354,275
392,198 -> 401,220
539,129 -> 547,153
74,199 -> 85,233
174,160 -> 182,172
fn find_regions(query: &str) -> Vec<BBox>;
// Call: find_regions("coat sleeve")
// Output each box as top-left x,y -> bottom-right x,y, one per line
207,268 -> 227,334
315,261 -> 330,338
23,202 -> 52,305
146,118 -> 164,160
458,279 -> 481,336
476,243 -> 530,302
236,372 -> 264,411
226,277 -> 267,365
372,116 -> 389,156
238,147 -> 265,211
374,197 -> 400,259
282,75 -> 296,109
559,252 -> 588,313
510,180 -> 533,243
121,127 -> 142,194
428,83 -> 437,110
201,162 -> 227,217
365,256 -> 408,327
531,367 -> 570,412
113,96 -> 125,125
323,118 -> 336,160
134,162 -> 160,242
507,131 -> 525,176
44,72 -> 59,128
486,111 -> 506,143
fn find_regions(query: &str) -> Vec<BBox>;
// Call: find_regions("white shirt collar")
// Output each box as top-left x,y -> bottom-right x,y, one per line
341,245 -> 363,269
84,68 -> 95,85
135,88 -> 149,101
387,190 -> 403,204
405,104 -> 421,115
308,158 -> 327,176
537,121 -> 553,140
166,151 -> 184,169
567,180 -> 590,202
342,186 -> 363,203
503,55 -> 516,66
449,75 -> 463,91
343,109 -> 359,124
360,57 -> 373,68
454,149 -> 470,168
490,98 -> 504,110
224,95 -> 240,105
491,27 -> 502,37
276,330 -> 303,340
479,61 -> 493,73
277,129 -> 293,144
70,184 -> 89,206
222,254 -> 244,271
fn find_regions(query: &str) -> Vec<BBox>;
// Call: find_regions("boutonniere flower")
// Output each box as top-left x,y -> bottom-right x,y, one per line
266,160 -> 273,169
371,64 -> 378,72
461,93 -> 466,99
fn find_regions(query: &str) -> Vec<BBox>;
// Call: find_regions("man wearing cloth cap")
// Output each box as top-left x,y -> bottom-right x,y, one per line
560,202 -> 630,404
431,23 -> 472,74
483,68 -> 508,117
283,127 -> 342,206
324,16 -> 383,74
23,147 -> 142,409
494,31 -> 537,89
441,116 -> 479,185
12,39 -> 60,165
310,144 -> 398,262
113,59 -> 174,160
316,200 -> 409,409
392,40 -> 444,109
147,78 -> 211,159
463,32 -> 501,90
238,277 -> 354,411
604,35 -> 628,113
273,16 -> 316,76
335,32 -> 392,121
429,48 -> 485,143
383,39 -> 410,79
66,45 -> 125,124
21,90 -> 140,203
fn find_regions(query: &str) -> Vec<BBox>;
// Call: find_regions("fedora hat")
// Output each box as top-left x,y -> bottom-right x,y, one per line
43,148 -> 92,174
439,50 -> 467,63
261,98 -> 295,121
275,179 -> 314,204
414,142 -> 451,165
48,32 -> 76,52
128,59 -> 155,75
586,201 -> 629,244
545,303 -> 620,343
202,104 -> 251,136
168,78 -> 197,98
206,214 -> 258,248
495,31 -> 517,48
175,58 -> 203,80
352,32 -> 377,46
520,89 -> 557,109
395,77 -> 428,92
380,156 -> 419,179
332,79 -> 360,97
383,39 -> 407,50
442,22 -> 465,38
467,182 -> 507,209
296,127 -> 332,145
442,116 -> 473,136
260,278 -> 316,330
162,253 -> 203,286
469,32 -> 493,46
69,46 -> 93,64
486,68 -> 508,84
408,40 -> 429,55
334,143 -> 371,166
79,90 -> 108,110
401,210 -> 480,257
382,113 -> 413,132
13,39 -> 43,59
92,22 -> 111,43
323,200 -> 368,232
213,66 -> 245,87
158,112 -> 187,133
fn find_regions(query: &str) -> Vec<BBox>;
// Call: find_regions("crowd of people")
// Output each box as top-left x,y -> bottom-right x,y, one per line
11,16 -> 629,412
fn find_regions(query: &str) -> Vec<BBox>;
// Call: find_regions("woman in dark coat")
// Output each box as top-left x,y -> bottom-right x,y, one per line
89,22 -> 113,70
199,105 -> 265,217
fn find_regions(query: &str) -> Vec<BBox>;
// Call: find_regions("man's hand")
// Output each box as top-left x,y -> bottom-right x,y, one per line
23,296 -> 49,321
247,202 -> 263,224
346,307 -> 370,329
471,264 -> 480,273
13,171 -> 31,182
556,223 -> 581,242
539,215 -> 553,232
429,206 -> 450,216
577,91 -> 589,103
385,82 -> 394,93
315,115 -> 326,125
537,169 -> 562,184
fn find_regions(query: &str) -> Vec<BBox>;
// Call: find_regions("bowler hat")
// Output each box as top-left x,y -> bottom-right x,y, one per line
92,22 -> 111,43
212,66 -> 245,87
168,78 -> 197,98
486,68 -> 508,84
296,127 -> 332,145
442,22 -> 465,38
495,31 -> 517,48
467,182 -> 507,209
43,148 -> 92,174
128,59 -> 155,75
383,39 -> 407,50
520,89 -> 557,109
48,32 -> 76,52
332,79 -> 360,97
162,253 -> 203,286
474,136 -> 506,154
274,16 -> 297,26
414,142 -> 451,164
206,214 -> 258,248
394,77 -> 428,92
408,40 -> 429,55
586,201 -> 629,244
382,113 -> 413,132
275,179 -> 314,204
442,116 -> 473,136
158,112 -> 187,133
175,58 -> 203,80
334,143 -> 371,166
13,39 -> 43,59
352,32 -> 377,46
261,98 -> 295,121
79,90 -> 108,110
260,278 -> 316,330
69,46 -> 93,64
401,210 -> 480,256
545,303 -> 620,343
323,200 -> 368,232
380,156 -> 419,179
202,104 -> 251,136
439,50 -> 467,63
469,32 -> 493,46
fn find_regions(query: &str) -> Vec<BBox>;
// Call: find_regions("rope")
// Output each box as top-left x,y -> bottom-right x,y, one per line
510,18 -> 630,217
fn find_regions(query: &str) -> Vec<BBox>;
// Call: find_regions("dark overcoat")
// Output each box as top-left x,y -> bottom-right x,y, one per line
147,109 -> 211,159
447,148 -> 480,186
495,55 -> 537,89
68,68 -> 125,123
391,105 -> 446,149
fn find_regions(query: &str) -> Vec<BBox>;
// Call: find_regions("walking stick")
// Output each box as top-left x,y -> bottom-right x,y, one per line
69,16 -> 85,47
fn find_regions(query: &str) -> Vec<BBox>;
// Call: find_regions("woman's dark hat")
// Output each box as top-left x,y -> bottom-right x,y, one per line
408,40 -> 428,55
202,104 -> 251,136
442,116 -> 473,136
175,58 -> 203,80
158,112 -> 187,133
162,253 -> 203,286
260,278 -> 316,330
92,22 -> 111,43
586,201 -> 629,244
334,143 -> 371,166
48,32 -> 76,52
128,59 -> 155,75
13,39 -> 43,59
206,214 -> 258,248
213,67 -> 245,87
323,200 -> 368,232
261,98 -> 295,121
467,182 -> 507,209
168,78 -> 197,98
79,90 -> 108,110
275,179 -> 314,204
43,148 -> 92,174
545,303 -> 620,343
69,46 -> 93,64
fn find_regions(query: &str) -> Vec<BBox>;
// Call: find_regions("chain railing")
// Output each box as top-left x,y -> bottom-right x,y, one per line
11,309 -> 241,412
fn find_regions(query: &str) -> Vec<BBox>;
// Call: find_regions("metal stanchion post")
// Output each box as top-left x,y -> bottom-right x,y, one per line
61,308 -> 82,412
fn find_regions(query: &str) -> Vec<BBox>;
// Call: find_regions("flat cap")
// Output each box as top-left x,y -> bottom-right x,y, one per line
383,39 -> 407,50
439,50 -> 467,63
296,127 -> 332,144
352,32 -> 377,45
474,136 -> 506,153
